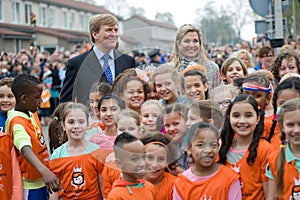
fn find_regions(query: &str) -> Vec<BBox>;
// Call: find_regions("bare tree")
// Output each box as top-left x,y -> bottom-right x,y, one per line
155,12 -> 175,25
224,1 -> 256,39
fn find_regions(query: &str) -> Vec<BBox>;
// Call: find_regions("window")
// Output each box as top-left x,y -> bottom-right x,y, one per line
79,12 -> 85,31
61,9 -> 67,29
25,4 -> 32,24
86,14 -> 92,30
48,6 -> 56,28
0,0 -> 3,21
39,5 -> 47,26
69,11 -> 75,29
12,1 -> 21,23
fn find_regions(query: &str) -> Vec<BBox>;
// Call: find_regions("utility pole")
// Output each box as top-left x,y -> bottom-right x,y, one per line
274,0 -> 284,39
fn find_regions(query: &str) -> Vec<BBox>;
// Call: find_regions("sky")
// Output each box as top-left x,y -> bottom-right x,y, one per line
97,0 -> 257,41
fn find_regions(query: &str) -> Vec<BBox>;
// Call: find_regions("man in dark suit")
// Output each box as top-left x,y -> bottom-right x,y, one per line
59,14 -> 135,104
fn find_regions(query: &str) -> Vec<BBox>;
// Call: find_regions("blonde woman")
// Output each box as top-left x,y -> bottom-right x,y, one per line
169,24 -> 221,90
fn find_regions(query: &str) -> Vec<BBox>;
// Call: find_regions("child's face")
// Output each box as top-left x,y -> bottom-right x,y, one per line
117,117 -> 140,138
89,92 -> 103,118
184,75 -> 207,102
243,81 -> 271,110
224,61 -> 245,84
146,82 -> 159,100
63,108 -> 88,141
276,89 -> 300,108
164,112 -> 186,142
186,109 -> 203,128
99,99 -> 121,127
154,73 -> 178,104
123,80 -> 145,111
25,84 -> 43,113
116,140 -> 146,182
0,85 -> 15,112
238,53 -> 250,67
279,58 -> 299,79
212,90 -> 233,113
281,110 -> 300,147
230,102 -> 260,138
145,144 -> 168,184
187,128 -> 218,171
141,104 -> 162,132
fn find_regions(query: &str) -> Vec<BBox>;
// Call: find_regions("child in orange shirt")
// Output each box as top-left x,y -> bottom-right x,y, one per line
266,78 -> 300,149
219,94 -> 275,199
40,83 -> 51,126
174,122 -> 241,200
107,132 -> 154,200
102,109 -> 141,198
142,133 -> 176,200
49,103 -> 103,200
266,98 -> 300,199
6,74 -> 60,199
242,74 -> 272,138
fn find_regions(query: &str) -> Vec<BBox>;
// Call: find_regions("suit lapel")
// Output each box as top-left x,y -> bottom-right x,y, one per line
72,50 -> 104,104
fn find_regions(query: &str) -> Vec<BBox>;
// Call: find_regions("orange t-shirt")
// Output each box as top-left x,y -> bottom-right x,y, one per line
0,132 -> 22,200
225,139 -> 275,199
153,172 -> 175,200
50,152 -> 104,200
8,113 -> 49,180
174,165 -> 239,199
107,179 -> 154,200
267,148 -> 300,200
102,161 -> 121,199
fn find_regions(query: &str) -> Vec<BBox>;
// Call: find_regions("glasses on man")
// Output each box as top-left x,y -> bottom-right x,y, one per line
263,54 -> 273,58
217,99 -> 232,107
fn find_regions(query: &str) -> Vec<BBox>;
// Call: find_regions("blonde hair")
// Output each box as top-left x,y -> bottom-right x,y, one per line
210,84 -> 239,99
89,14 -> 118,43
169,24 -> 210,70
116,109 -> 141,126
141,100 -> 165,114
235,49 -> 254,69
152,64 -> 184,94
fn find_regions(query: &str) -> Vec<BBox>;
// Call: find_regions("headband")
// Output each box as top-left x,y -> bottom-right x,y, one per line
145,141 -> 168,152
242,83 -> 272,92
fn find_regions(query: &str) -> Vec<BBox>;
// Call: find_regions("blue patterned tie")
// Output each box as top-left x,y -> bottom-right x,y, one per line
102,54 -> 113,85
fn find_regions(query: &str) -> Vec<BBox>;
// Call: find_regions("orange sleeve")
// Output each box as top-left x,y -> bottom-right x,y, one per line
260,140 -> 275,182
102,164 -> 121,199
10,146 -> 23,200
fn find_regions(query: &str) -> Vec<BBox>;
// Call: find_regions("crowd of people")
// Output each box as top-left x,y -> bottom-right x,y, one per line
1,13 -> 300,200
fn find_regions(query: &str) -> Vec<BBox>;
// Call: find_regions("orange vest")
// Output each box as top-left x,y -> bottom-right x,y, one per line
50,152 -> 103,200
267,149 -> 300,200
8,113 -> 49,180
225,139 -> 275,199
175,165 -> 239,200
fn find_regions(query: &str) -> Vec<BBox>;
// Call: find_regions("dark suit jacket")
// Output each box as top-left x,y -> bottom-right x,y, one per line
59,48 -> 135,104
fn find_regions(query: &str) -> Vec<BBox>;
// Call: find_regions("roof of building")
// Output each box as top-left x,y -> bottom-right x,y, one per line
124,15 -> 178,30
42,0 -> 115,15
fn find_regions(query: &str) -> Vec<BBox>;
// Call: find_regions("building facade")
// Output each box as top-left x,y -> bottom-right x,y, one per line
0,0 -> 177,54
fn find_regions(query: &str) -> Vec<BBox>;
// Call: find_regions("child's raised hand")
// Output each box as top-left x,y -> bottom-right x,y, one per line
41,169 -> 62,194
